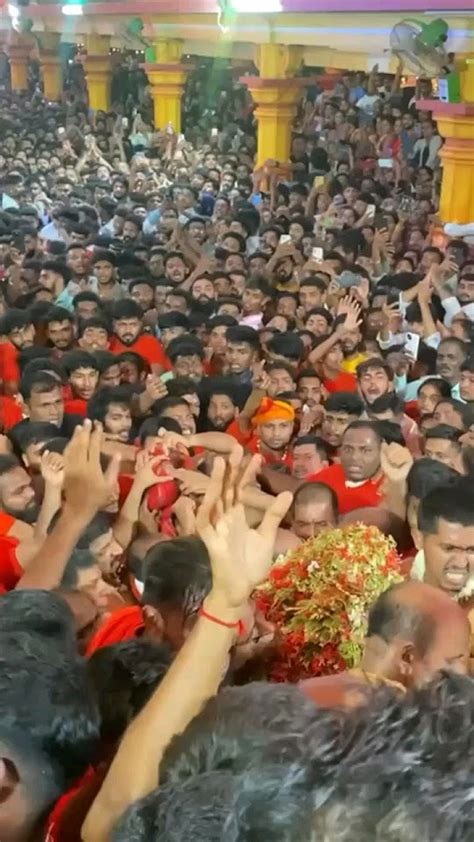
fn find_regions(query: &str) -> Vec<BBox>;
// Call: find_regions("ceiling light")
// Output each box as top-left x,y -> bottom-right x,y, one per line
62,4 -> 84,15
232,0 -> 282,10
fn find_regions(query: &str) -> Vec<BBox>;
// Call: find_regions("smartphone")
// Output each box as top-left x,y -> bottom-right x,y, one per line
312,247 -> 324,260
279,234 -> 292,245
366,204 -> 376,219
211,127 -> 219,137
337,270 -> 361,289
312,175 -> 325,189
122,117 -> 129,129
379,158 -> 394,169
404,331 -> 420,360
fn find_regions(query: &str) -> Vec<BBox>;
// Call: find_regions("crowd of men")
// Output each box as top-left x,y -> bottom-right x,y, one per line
0,60 -> 473,841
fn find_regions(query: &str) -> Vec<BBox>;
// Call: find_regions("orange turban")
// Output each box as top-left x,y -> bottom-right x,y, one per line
251,397 -> 295,427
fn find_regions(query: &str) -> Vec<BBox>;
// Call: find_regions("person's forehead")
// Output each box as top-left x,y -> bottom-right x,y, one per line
343,428 -> 376,443
71,366 -> 97,376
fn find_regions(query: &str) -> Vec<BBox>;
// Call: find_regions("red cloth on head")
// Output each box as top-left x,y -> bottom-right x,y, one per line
85,605 -> 144,657
307,463 -> 383,514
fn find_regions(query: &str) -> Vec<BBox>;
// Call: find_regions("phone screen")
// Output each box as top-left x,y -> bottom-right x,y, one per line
279,234 -> 292,245
379,158 -> 394,169
312,247 -> 324,260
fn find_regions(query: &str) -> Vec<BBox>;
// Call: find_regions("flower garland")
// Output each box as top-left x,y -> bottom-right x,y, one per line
256,524 -> 403,683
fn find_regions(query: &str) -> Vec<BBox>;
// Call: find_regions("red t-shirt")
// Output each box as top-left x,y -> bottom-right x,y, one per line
323,372 -> 358,394
0,341 -> 20,389
64,398 -> 88,417
307,463 -> 383,514
109,334 -> 170,371
0,395 -> 24,431
85,605 -> 145,657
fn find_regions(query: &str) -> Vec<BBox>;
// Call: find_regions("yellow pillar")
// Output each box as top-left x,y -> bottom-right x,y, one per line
143,39 -> 189,132
40,33 -> 62,101
240,44 -> 308,167
84,35 -> 111,112
8,34 -> 31,92
420,58 -> 474,224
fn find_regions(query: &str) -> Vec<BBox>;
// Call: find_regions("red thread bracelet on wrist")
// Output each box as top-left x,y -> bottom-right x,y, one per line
199,607 -> 245,638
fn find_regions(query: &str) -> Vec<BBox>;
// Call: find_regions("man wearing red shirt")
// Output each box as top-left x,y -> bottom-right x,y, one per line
308,420 -> 384,514
109,300 -> 169,374
0,309 -> 35,394
61,350 -> 100,417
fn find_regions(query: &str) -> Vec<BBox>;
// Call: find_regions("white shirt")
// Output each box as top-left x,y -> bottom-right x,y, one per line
441,296 -> 474,327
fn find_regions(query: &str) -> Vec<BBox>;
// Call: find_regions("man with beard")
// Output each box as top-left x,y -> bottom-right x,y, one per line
206,383 -> 239,431
189,275 -> 216,317
110,300 -> 169,374
339,317 -> 367,374
0,452 -> 63,591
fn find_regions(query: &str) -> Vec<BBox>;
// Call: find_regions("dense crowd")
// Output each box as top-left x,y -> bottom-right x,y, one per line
0,61 -> 473,842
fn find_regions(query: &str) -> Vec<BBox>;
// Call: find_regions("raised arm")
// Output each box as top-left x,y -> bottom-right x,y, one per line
81,449 -> 292,842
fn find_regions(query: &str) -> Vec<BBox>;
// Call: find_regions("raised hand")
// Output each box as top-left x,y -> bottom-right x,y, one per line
40,450 -> 65,489
145,374 -> 168,403
63,420 -> 121,520
196,449 -> 292,608
381,442 -> 413,484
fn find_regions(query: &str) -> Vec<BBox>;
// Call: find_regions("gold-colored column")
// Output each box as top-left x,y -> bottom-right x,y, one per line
84,35 -> 112,112
241,44 -> 307,167
40,33 -> 62,102
143,39 -> 189,133
8,33 -> 32,92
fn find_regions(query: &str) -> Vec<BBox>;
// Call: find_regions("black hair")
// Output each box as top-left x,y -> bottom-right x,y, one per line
344,420 -> 382,442
424,423 -> 461,444
77,317 -> 111,338
356,358 -> 394,381
20,353 -> 64,381
419,477 -> 474,533
299,276 -> 327,292
60,350 -> 100,377
129,278 -> 156,293
0,308 -> 33,335
407,457 -> 459,500
43,305 -> 74,326
293,435 -> 330,461
166,378 -> 199,399
20,370 -> 62,401
207,314 -> 238,330
266,360 -> 297,378
73,290 -> 102,308
0,589 -> 76,652
143,537 -> 211,612
267,332 -> 304,362
139,416 -> 181,444
305,307 -> 333,326
166,336 -> 205,363
87,386 -> 132,423
325,392 -> 364,416
373,420 -> 406,447
158,312 -> 190,330
0,631 -> 100,787
8,421 -> 59,455
434,397 -> 472,427
93,350 -> 121,374
226,325 -> 260,350
418,377 -> 451,399
112,299 -> 144,321
40,260 -> 71,283
117,351 -> 149,374
87,640 -> 173,743
369,393 -> 404,416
